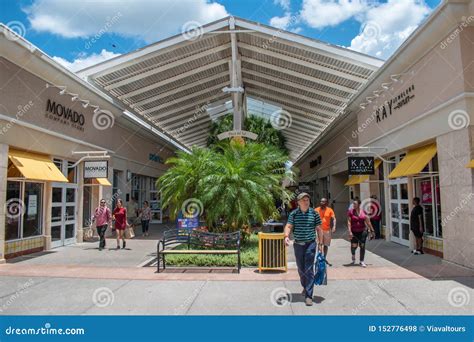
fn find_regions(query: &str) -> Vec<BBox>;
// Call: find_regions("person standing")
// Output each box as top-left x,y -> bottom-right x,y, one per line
284,192 -> 323,306
315,198 -> 336,265
127,197 -> 139,227
90,199 -> 112,251
113,199 -> 128,249
410,197 -> 424,255
347,199 -> 375,267
140,201 -> 151,237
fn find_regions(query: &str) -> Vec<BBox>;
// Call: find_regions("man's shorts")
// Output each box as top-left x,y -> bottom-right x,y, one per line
321,230 -> 332,246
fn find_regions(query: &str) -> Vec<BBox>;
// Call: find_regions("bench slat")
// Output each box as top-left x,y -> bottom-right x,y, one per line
161,250 -> 238,254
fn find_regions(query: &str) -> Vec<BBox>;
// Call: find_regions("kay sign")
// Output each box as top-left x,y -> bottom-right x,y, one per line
84,160 -> 108,179
348,157 -> 375,175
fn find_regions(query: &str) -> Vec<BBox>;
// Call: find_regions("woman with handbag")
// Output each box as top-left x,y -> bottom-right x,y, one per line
113,199 -> 128,249
90,199 -> 112,251
347,199 -> 375,267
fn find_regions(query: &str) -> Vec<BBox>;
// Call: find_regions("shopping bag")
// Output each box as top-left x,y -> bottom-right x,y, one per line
83,227 -> 95,241
125,225 -> 135,239
314,251 -> 327,286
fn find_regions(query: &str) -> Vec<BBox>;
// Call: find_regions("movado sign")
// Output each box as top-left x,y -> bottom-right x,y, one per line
348,157 -> 375,175
45,99 -> 85,131
84,160 -> 108,179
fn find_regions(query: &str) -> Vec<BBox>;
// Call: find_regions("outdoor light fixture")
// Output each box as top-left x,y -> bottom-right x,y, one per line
360,103 -> 366,109
390,74 -> 403,82
222,86 -> 244,93
381,82 -> 392,90
70,94 -> 79,101
93,106 -> 101,114
81,100 -> 90,108
373,89 -> 384,97
59,86 -> 67,95
366,96 -> 373,103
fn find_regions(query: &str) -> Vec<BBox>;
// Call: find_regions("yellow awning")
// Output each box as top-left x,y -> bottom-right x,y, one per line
345,160 -> 382,186
388,143 -> 437,179
93,178 -> 112,186
466,160 -> 474,168
8,149 -> 68,182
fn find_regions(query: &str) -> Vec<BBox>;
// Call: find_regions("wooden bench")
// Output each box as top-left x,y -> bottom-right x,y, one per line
157,229 -> 241,273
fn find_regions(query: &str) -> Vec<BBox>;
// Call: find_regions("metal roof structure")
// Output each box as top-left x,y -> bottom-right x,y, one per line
78,16 -> 383,160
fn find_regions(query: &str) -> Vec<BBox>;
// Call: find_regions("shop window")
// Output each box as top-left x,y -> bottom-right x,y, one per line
414,156 -> 442,238
83,186 -> 92,227
5,181 -> 43,241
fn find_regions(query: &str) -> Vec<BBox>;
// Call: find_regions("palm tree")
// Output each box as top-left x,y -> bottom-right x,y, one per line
157,147 -> 212,219
201,142 -> 293,230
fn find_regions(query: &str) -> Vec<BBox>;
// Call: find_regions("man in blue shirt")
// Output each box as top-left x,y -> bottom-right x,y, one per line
284,192 -> 323,306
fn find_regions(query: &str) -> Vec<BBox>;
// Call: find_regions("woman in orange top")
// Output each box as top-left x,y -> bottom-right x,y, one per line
315,198 -> 336,264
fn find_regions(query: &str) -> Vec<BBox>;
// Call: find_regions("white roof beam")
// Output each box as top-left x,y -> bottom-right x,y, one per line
118,59 -> 229,100
229,17 -> 244,131
146,83 -> 228,117
105,44 -> 231,91
241,69 -> 347,103
132,71 -> 230,108
241,57 -> 357,95
238,42 -> 366,84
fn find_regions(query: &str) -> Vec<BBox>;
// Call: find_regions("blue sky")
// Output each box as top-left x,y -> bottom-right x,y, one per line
0,0 -> 442,71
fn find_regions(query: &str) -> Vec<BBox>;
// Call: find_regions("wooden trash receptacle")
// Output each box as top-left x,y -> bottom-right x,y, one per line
258,232 -> 287,272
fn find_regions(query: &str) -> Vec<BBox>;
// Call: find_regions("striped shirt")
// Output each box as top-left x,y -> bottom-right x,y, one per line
287,207 -> 322,242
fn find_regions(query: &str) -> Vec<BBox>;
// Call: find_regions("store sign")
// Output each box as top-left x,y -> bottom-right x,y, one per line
375,84 -> 415,123
217,130 -> 258,140
45,99 -> 86,131
420,180 -> 432,204
348,157 -> 375,175
84,160 -> 108,179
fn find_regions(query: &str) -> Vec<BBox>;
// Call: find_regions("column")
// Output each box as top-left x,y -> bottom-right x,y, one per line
0,144 -> 8,263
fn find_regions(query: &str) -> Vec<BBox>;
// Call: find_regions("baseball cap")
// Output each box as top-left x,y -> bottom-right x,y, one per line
297,192 -> 310,201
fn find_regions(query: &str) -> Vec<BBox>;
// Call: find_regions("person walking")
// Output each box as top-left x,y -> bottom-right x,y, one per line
284,192 -> 323,306
140,201 -> 151,237
347,199 -> 375,267
113,199 -> 128,249
90,199 -> 112,251
315,198 -> 336,265
410,197 -> 424,255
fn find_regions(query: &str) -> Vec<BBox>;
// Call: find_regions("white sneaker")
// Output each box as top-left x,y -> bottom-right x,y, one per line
413,250 -> 421,255
411,249 -> 417,253
360,261 -> 367,267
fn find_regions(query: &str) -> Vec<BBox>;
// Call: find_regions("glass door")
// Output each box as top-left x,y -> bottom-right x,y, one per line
388,178 -> 410,246
149,178 -> 162,223
51,183 -> 78,248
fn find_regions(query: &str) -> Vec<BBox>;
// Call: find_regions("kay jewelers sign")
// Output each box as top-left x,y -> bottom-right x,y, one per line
84,160 -> 108,179
348,157 -> 375,175
217,130 -> 258,141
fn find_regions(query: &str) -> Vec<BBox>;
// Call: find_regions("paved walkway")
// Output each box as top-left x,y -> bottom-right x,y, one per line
0,224 -> 472,315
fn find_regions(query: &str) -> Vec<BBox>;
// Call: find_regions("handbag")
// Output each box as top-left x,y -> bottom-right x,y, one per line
314,251 -> 328,286
125,225 -> 135,239
83,227 -> 95,241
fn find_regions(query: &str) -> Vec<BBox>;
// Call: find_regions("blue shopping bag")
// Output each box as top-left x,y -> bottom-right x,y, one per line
314,251 -> 327,286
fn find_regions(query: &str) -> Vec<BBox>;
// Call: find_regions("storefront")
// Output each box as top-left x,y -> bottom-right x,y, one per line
296,0 -> 473,268
346,1 -> 473,267
0,29 -> 184,261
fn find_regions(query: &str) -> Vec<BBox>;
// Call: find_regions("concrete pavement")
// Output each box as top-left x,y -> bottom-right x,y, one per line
0,223 -> 472,315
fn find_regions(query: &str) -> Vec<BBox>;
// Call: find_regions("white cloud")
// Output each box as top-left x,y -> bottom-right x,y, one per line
270,13 -> 293,29
52,49 -> 120,72
24,0 -> 228,43
274,0 -> 291,11
300,0 -> 367,29
349,0 -> 431,59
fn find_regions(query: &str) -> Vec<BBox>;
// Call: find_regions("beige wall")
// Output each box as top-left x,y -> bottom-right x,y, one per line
0,57 -> 175,168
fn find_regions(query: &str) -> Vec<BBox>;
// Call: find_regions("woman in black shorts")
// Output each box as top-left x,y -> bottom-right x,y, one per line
347,199 -> 375,267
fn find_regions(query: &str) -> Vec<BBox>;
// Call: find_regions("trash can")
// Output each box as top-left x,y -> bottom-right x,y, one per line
258,232 -> 287,272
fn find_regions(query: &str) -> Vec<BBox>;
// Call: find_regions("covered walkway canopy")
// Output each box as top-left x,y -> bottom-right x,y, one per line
78,17 -> 383,160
